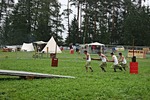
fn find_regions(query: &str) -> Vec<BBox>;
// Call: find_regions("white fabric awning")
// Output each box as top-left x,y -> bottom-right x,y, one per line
88,42 -> 105,46
34,41 -> 47,45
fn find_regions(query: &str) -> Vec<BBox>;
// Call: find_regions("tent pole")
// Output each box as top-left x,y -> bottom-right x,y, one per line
47,47 -> 49,58
55,42 -> 57,58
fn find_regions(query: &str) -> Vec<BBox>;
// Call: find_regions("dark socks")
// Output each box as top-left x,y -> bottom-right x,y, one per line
90,67 -> 93,72
119,67 -> 123,71
114,68 -> 116,72
101,67 -> 106,72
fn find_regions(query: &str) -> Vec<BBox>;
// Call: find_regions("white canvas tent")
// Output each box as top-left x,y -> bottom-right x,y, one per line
21,43 -> 35,52
42,36 -> 62,53
6,45 -> 18,51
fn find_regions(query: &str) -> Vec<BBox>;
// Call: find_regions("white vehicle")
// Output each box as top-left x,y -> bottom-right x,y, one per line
115,46 -> 125,51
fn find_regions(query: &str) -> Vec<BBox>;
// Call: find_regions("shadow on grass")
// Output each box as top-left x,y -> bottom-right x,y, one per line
0,76 -> 69,81
0,77 -> 22,81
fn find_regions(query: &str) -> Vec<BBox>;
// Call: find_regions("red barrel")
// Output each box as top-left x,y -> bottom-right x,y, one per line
130,62 -> 138,74
51,58 -> 58,67
70,49 -> 74,54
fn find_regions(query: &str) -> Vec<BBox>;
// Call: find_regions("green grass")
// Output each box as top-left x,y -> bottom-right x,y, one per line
0,50 -> 150,100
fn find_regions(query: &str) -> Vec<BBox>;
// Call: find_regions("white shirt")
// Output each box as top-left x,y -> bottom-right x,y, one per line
121,56 -> 127,64
86,53 -> 91,62
100,54 -> 107,62
112,55 -> 118,65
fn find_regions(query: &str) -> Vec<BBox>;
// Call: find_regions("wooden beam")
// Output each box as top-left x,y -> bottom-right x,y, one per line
0,70 -> 75,79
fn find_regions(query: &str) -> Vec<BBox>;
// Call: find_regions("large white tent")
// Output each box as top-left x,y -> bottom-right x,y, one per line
21,43 -> 35,52
42,36 -> 62,53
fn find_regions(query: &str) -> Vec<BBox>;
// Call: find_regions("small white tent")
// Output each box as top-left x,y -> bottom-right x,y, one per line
42,36 -> 62,53
86,42 -> 105,53
88,42 -> 105,46
33,41 -> 47,45
21,43 -> 35,52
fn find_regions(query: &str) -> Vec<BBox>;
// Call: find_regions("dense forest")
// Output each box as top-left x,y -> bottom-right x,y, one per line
0,0 -> 150,46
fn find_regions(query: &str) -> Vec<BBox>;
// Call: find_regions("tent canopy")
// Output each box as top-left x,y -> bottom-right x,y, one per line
88,42 -> 105,46
21,43 -> 35,52
33,41 -> 47,45
85,42 -> 105,54
42,36 -> 62,53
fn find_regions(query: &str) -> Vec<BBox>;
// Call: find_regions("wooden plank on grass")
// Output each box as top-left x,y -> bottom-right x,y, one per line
0,69 -> 75,79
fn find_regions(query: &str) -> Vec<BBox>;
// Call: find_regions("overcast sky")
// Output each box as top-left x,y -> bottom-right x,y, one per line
58,0 -> 77,39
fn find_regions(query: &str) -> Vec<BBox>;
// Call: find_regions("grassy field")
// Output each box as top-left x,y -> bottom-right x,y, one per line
0,50 -> 150,100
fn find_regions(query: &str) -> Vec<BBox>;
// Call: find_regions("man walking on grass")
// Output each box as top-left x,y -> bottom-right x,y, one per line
92,52 -> 107,72
83,50 -> 93,72
118,53 -> 128,71
108,52 -> 123,72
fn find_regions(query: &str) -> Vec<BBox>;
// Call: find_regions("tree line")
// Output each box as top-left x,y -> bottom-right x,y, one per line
0,0 -> 150,46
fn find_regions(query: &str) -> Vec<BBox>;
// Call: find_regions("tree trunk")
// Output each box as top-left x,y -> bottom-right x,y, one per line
67,0 -> 70,43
